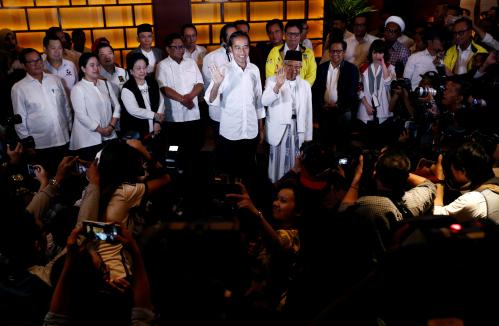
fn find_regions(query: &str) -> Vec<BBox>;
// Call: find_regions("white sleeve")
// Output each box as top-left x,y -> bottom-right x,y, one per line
70,85 -> 100,131
121,88 -> 155,120
433,191 -> 488,222
261,77 -> 279,107
11,85 -> 30,139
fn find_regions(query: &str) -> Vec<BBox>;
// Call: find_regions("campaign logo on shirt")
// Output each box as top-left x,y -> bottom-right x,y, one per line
118,76 -> 125,83
66,69 -> 73,77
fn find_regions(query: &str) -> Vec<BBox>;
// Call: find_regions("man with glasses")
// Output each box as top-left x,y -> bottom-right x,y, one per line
156,33 -> 204,172
11,48 -> 72,173
344,14 -> 378,67
383,16 -> 411,75
404,27 -> 446,90
266,20 -> 317,86
444,17 -> 487,75
262,50 -> 313,182
313,40 -> 359,150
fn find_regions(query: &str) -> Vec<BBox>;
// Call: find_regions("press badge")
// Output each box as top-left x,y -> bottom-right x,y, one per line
372,95 -> 380,108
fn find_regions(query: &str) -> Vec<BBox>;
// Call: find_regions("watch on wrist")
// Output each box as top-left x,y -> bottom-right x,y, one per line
49,178 -> 59,186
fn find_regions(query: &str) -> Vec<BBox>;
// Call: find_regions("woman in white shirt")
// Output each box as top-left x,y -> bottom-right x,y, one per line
70,53 -> 120,160
120,52 -> 165,140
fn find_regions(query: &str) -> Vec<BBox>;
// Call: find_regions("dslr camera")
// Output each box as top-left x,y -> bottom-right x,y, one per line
390,78 -> 412,91
3,115 -> 35,150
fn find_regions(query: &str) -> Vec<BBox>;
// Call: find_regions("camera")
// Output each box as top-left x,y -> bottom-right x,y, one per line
27,164 -> 38,177
390,78 -> 412,91
82,220 -> 120,243
414,87 -> 437,98
4,115 -> 35,150
74,161 -> 87,174
404,120 -> 418,139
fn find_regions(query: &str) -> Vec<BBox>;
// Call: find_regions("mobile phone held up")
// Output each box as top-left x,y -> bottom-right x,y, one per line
82,220 -> 120,243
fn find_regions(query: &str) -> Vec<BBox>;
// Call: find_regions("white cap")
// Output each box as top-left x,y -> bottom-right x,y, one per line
385,16 -> 405,33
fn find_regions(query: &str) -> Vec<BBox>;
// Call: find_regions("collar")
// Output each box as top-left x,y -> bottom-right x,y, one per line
26,72 -> 46,83
457,43 -> 472,53
166,55 -> 183,65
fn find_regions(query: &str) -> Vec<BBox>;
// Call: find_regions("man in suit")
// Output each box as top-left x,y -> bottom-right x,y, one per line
313,39 -> 359,151
126,23 -> 164,76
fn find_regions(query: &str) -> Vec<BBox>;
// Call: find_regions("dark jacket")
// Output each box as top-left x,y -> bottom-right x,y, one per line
312,60 -> 360,120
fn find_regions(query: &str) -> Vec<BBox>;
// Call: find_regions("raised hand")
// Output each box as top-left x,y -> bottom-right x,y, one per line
209,64 -> 225,85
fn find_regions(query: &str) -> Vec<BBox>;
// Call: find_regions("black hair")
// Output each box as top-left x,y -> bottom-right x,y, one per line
446,76 -> 472,101
423,26 -> 445,43
180,23 -> 197,35
78,52 -> 98,80
126,52 -> 149,71
331,14 -> 347,23
18,48 -> 41,64
43,33 -> 62,48
368,39 -> 390,64
447,4 -> 464,16
285,20 -> 304,33
450,142 -> 494,189
454,17 -> 472,29
330,39 -> 347,51
227,30 -> 250,48
375,150 -> 411,198
46,26 -> 63,36
164,33 -> 183,47
95,42 -> 114,54
266,19 -> 284,34
220,23 -> 237,45
136,23 -> 153,36
276,179 -> 304,217
234,19 -> 250,31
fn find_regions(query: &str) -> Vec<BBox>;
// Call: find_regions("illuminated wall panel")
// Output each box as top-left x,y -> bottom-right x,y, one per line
105,6 -> 133,27
134,5 -> 153,25
27,8 -> 59,30
1,1 -> 154,67
36,0 -> 69,5
249,2 -> 283,21
192,3 -> 221,24
2,0 -> 33,7
191,0 -> 323,58
16,32 -> 45,51
0,9 -> 27,30
224,2 -> 246,22
287,1 -> 305,20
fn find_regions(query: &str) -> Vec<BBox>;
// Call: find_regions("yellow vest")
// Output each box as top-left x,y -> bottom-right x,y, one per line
265,45 -> 317,86
443,40 -> 488,73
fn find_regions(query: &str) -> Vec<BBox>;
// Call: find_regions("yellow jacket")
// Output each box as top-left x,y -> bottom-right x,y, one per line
265,45 -> 317,86
444,40 -> 488,73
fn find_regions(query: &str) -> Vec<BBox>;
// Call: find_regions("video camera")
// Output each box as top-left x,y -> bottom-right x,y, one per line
390,78 -> 412,92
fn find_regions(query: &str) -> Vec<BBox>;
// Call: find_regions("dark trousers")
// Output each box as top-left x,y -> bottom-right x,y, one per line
165,120 -> 203,174
319,109 -> 351,151
217,135 -> 258,179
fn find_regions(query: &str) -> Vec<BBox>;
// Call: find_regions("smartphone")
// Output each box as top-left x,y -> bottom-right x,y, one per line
405,121 -> 418,139
338,158 -> 349,166
27,164 -> 37,177
82,220 -> 120,242
75,162 -> 87,174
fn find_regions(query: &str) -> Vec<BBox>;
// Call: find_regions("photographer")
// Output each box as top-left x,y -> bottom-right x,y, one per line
43,224 -> 155,325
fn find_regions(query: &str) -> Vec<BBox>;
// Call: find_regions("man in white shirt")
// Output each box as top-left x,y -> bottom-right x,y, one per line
97,42 -> 129,99
206,31 -> 265,177
43,34 -> 77,95
344,14 -> 378,67
404,28 -> 445,90
126,24 -> 164,77
11,48 -> 72,174
202,23 -> 237,127
181,23 -> 207,70
156,33 -> 204,172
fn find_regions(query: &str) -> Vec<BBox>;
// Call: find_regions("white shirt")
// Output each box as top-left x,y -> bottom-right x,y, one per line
456,44 -> 473,75
156,56 -> 203,122
344,33 -> 378,67
358,63 -> 396,124
141,49 -> 156,74
121,81 -> 165,133
99,66 -> 129,99
433,190 -> 489,222
202,46 -> 231,122
482,32 -> 499,51
43,58 -> 78,93
70,78 -> 121,150
11,73 -> 71,149
403,49 -> 440,90
283,43 -> 300,57
183,44 -> 207,69
205,59 -> 265,140
324,63 -> 340,105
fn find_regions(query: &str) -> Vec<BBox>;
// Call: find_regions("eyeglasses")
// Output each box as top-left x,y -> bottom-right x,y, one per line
330,49 -> 344,54
168,45 -> 184,50
25,57 -> 42,65
384,27 -> 400,34
453,29 -> 469,37
286,32 -> 301,37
